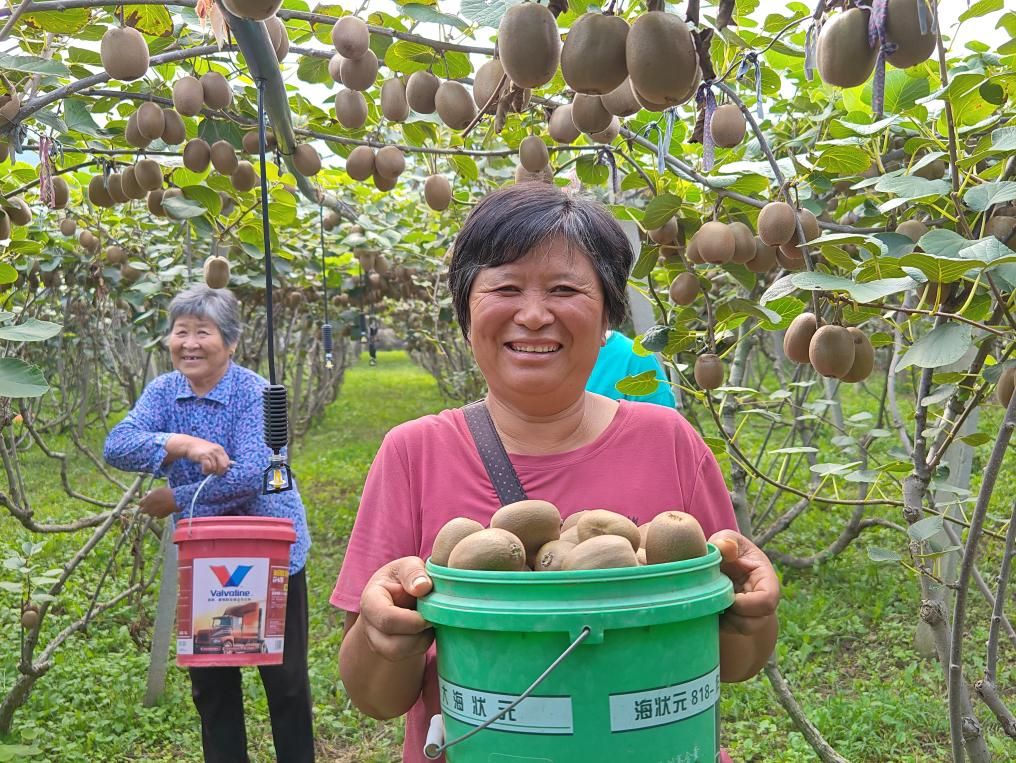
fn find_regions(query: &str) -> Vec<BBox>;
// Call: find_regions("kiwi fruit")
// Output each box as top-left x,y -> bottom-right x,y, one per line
447,528 -> 526,571
514,164 -> 555,185
840,327 -> 875,383
121,167 -> 146,200
561,12 -> 629,95
757,201 -> 798,246
183,138 -> 211,173
533,539 -> 577,572
570,93 -> 612,134
372,172 -> 397,192
559,526 -> 580,545
896,219 -> 928,243
589,117 -> 620,144
710,103 -> 746,148
50,177 -> 69,209
685,237 -> 703,264
100,26 -> 149,81
59,217 -> 77,236
914,157 -> 946,180
105,245 -> 126,265
172,76 -> 204,116
0,140 -> 8,162
242,129 -> 277,154
435,81 -> 476,131
265,15 -> 289,62
576,509 -> 640,552
561,510 -> 589,532
649,218 -> 678,246
106,173 -> 129,204
135,102 -> 165,142
345,145 -> 375,181
431,517 -> 485,566
0,93 -> 20,127
160,108 -> 186,145
809,324 -> 856,378
490,499 -> 562,567
374,145 -> 405,179
695,221 -> 735,264
220,0 -> 282,21
87,175 -> 114,207
746,237 -> 778,273
780,209 -> 821,259
20,608 -> 40,630
726,221 -> 755,264
124,112 -> 149,148
473,59 -> 506,114
334,88 -> 368,129
562,535 -> 638,571
996,366 -> 1015,408
406,70 -> 440,114
777,249 -> 806,271
120,262 -> 143,283
518,135 -> 550,173
380,78 -> 410,122
921,280 -> 953,306
327,53 -> 344,84
694,353 -> 724,390
219,192 -> 236,216
79,229 -> 98,251
548,105 -> 581,144
203,255 -> 231,288
0,211 -> 9,240
331,15 -> 370,59
200,72 -> 232,110
293,144 -> 321,176
669,272 -> 700,305
885,0 -> 937,69
784,312 -> 818,364
627,12 -> 698,106
340,50 -> 379,92
987,216 -> 1016,246
424,174 -> 452,211
644,511 -> 708,564
3,197 -> 30,226
146,189 -> 165,216
602,77 -> 641,117
231,161 -> 258,192
210,140 -> 239,175
497,2 -> 561,89
817,8 -> 877,88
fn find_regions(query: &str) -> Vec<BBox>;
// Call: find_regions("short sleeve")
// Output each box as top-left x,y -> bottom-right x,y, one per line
330,432 -> 420,613
686,444 -> 739,540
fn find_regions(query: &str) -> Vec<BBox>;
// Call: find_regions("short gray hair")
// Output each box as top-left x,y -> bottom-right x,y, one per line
168,285 -> 241,346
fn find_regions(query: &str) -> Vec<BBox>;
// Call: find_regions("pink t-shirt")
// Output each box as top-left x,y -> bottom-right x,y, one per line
331,400 -> 738,763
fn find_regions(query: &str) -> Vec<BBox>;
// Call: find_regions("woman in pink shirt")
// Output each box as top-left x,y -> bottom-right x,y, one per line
331,183 -> 779,762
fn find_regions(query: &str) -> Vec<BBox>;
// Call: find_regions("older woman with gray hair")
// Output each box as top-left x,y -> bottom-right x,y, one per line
104,285 -> 314,763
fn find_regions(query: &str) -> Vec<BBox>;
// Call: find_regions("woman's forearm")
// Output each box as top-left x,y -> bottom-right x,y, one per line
719,614 -> 779,683
339,616 -> 427,720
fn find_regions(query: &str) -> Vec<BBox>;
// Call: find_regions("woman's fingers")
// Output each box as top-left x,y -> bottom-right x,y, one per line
357,557 -> 435,662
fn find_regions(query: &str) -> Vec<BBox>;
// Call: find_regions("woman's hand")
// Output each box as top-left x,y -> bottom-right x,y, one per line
709,530 -> 780,635
358,556 -> 434,663
174,435 -> 231,475
139,486 -> 178,518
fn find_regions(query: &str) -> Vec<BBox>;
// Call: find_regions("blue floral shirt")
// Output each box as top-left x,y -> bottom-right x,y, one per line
103,362 -> 310,573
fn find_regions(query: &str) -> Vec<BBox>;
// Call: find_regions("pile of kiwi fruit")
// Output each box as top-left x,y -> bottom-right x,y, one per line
816,0 -> 937,89
431,500 -> 710,572
784,312 -> 875,383
331,16 -> 380,129
756,201 -> 821,270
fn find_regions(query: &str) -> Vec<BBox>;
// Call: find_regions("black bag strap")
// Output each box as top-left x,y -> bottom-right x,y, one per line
462,400 -> 528,505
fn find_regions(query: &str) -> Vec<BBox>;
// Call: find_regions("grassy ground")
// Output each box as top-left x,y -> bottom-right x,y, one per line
1,351 -> 1013,761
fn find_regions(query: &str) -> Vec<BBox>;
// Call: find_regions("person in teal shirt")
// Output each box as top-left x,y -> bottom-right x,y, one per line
587,330 -> 676,407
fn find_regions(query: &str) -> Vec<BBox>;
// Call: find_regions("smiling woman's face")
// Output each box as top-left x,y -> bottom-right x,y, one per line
168,316 -> 235,393
467,236 -> 607,412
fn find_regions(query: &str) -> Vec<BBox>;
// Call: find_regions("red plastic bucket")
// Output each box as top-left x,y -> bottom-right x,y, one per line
173,517 -> 296,667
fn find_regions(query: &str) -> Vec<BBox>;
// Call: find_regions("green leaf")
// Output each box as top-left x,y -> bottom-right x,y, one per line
960,0 -> 1002,21
897,323 -> 972,373
198,120 -> 243,150
990,126 -> 1016,153
447,153 -> 478,182
0,264 -> 17,284
769,446 -> 819,455
830,115 -> 899,136
960,432 -> 992,447
868,546 -> 902,563
639,325 -> 670,352
402,120 -> 440,147
898,253 -> 984,283
759,274 -> 796,304
963,181 -> 1016,212
401,3 -> 469,30
908,515 -> 944,542
715,298 -> 781,326
162,195 -> 207,220
22,8 -> 90,35
123,5 -> 174,36
384,41 -> 471,78
631,244 -> 657,280
0,53 -> 69,76
815,145 -> 872,176
641,193 -> 683,230
0,359 -> 49,397
63,98 -> 115,138
181,185 -> 222,216
615,370 -> 660,396
791,272 -> 920,303
575,155 -> 609,185
296,55 -> 332,86
959,236 -> 1016,265
880,68 -> 931,113
919,229 -> 970,258
875,174 -> 950,201
0,319 -> 61,342
460,0 -> 512,27
758,296 -> 805,330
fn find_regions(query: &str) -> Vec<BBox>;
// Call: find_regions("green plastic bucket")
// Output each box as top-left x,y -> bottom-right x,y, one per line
417,543 -> 734,762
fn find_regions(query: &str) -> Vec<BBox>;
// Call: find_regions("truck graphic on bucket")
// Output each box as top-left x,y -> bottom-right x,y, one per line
194,602 -> 266,655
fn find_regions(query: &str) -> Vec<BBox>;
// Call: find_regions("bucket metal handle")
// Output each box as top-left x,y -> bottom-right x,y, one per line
423,625 -> 591,760
183,461 -> 236,537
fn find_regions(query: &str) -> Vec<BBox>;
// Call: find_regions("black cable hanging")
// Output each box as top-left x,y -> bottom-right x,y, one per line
255,77 -> 292,495
318,204 -> 333,370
